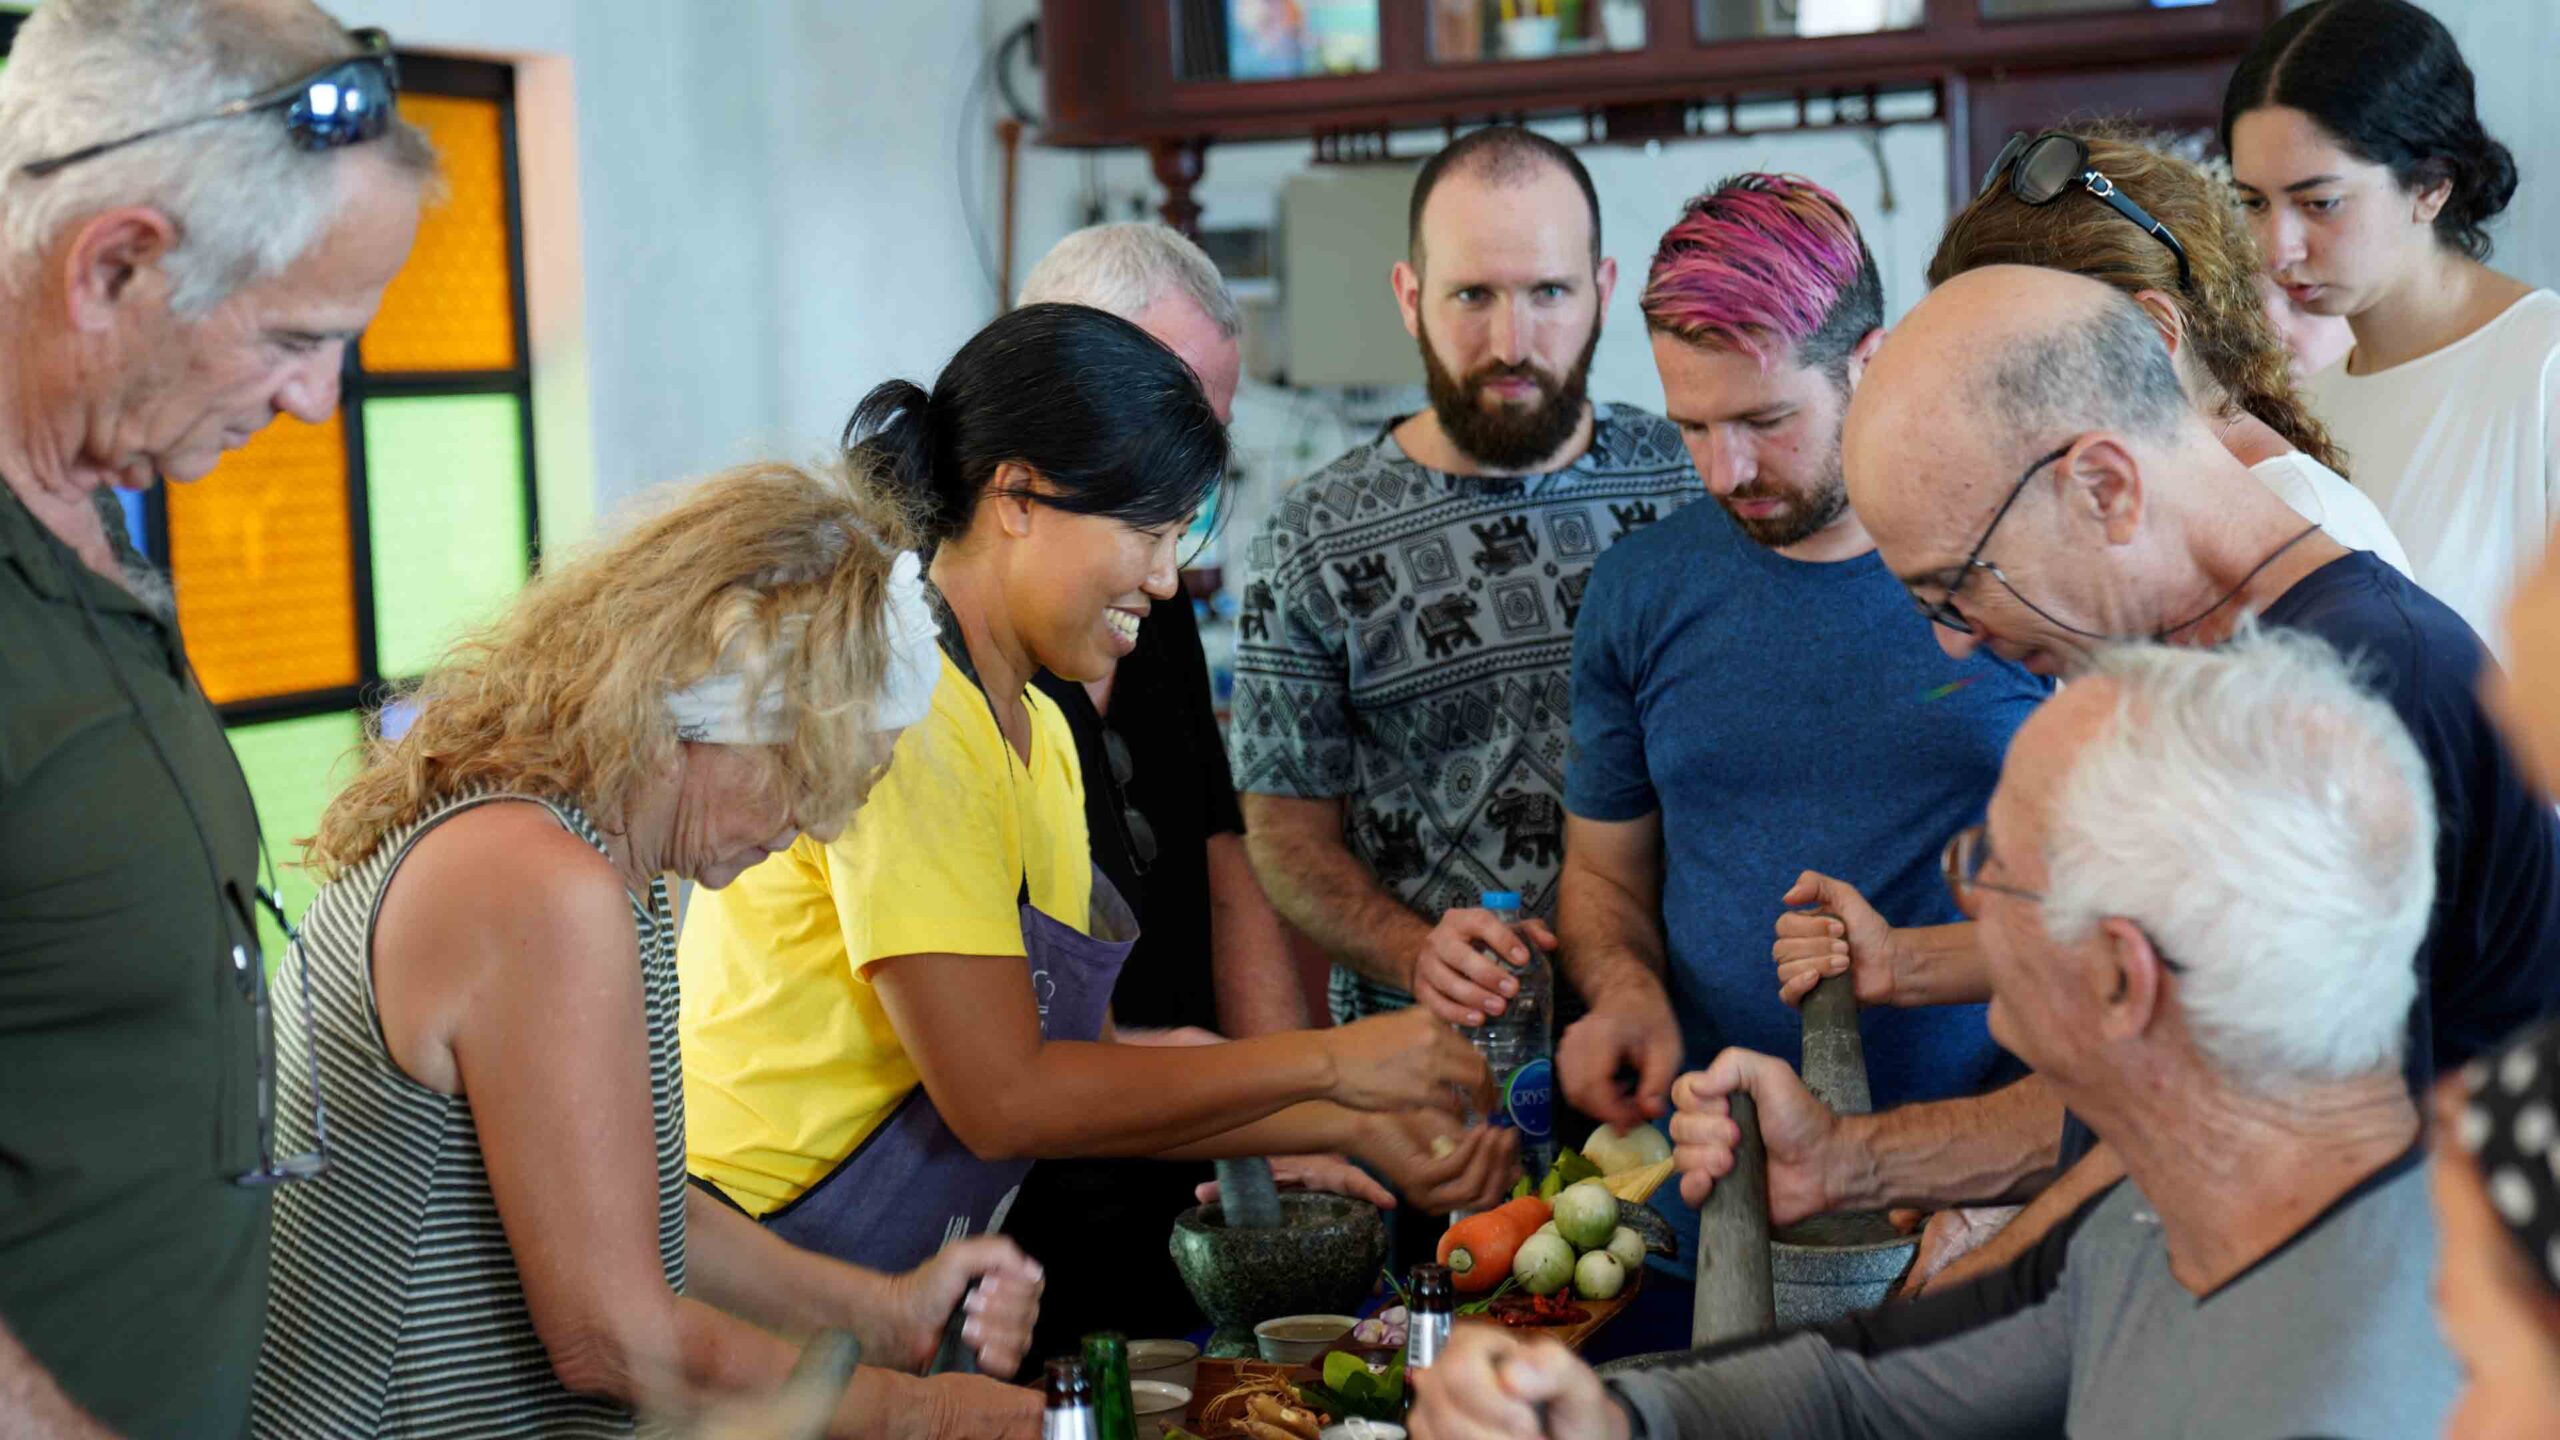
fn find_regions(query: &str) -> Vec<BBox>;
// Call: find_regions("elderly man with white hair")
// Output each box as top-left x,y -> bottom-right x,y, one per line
1011,222 -> 1335,1358
1408,628 -> 2460,1438
1718,266 -> 2560,1297
0,1 -> 431,1434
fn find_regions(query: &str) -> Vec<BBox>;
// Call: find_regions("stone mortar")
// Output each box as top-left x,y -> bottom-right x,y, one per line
1168,1192 -> 1388,1357
1772,1231 -> 1920,1328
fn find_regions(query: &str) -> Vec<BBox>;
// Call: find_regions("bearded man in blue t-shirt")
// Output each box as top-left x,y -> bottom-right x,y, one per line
1460,177 -> 2046,1346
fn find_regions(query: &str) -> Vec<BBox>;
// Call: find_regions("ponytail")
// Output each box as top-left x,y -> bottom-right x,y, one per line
842,378 -> 962,545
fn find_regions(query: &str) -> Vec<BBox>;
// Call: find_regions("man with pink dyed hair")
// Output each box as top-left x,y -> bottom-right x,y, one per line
1540,175 -> 2046,1337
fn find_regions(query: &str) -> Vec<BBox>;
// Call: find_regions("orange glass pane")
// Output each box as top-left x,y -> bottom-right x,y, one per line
166,413 -> 358,705
360,93 -> 516,372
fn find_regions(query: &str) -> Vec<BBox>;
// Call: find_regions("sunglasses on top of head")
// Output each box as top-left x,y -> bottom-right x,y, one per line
1981,131 -> 2194,294
21,28 -> 399,180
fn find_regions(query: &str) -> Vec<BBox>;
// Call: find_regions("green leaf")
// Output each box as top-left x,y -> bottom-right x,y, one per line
1295,1382 -> 1348,1414
1323,1351 -> 1368,1394
1510,1174 -> 1531,1201
1456,1274 -> 1519,1316
1551,1147 -> 1603,1188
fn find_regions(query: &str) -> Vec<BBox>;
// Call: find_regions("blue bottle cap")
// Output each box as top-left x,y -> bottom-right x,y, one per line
1480,890 -> 1523,910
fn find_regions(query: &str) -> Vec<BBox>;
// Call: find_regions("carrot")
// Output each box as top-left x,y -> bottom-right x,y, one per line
1436,1195 -> 1553,1293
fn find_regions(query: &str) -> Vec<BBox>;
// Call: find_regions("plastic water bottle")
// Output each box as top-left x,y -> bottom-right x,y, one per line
1470,890 -> 1556,1181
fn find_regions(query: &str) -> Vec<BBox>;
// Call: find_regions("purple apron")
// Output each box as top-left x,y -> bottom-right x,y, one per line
764,865 -> 1139,1274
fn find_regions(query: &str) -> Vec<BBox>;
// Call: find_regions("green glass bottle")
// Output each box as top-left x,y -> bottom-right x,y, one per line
1079,1331 -> 1136,1440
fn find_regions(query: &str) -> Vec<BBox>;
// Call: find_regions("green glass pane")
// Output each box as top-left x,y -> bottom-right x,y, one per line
228,710 -> 365,967
366,393 -> 529,679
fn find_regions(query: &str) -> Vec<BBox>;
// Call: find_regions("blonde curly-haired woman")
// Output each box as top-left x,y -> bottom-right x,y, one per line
251,460 -> 1043,1440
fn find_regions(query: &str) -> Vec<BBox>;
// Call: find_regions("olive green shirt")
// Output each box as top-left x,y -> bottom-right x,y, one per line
0,483 -> 268,1437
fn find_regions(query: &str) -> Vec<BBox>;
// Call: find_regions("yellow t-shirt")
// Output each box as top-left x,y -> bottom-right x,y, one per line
678,653 -> 1090,1215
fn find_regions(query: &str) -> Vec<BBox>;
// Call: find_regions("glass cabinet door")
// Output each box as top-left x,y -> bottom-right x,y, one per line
1695,0 -> 1923,41
1176,0 -> 1383,81
1981,0 -> 2219,17
1431,0 -> 1649,65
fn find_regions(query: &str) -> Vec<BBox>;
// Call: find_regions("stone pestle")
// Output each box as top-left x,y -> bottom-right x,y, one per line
1770,973 -> 1916,1315
1797,972 -> 1873,1116
1215,1156 -> 1283,1229
1690,1091 -> 1776,1345
1651,974 -> 1924,1364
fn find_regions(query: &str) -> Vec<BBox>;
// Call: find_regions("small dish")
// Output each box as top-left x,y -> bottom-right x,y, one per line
1319,1422 -> 1407,1440
1253,1312 -> 1358,1364
1130,1379 -> 1191,1440
1127,1337 -> 1200,1395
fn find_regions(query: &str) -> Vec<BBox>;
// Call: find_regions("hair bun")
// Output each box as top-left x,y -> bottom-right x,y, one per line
2458,134 -> 2520,229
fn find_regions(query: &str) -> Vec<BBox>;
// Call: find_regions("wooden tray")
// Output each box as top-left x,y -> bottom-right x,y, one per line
1180,1285 -> 1636,1434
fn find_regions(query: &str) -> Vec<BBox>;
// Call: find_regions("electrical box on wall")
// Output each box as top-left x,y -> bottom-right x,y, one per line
1274,163 -> 1422,388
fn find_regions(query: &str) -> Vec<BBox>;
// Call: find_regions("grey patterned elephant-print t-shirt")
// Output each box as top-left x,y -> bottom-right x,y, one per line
1230,404 -> 1702,1022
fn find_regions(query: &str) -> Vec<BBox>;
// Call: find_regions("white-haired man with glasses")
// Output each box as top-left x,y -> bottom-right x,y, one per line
1410,627 -> 2461,1438
0,1 -> 432,1434
1676,264 -> 2560,1302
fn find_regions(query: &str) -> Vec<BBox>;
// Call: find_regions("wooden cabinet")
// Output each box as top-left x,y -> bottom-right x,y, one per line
1041,0 -> 2281,227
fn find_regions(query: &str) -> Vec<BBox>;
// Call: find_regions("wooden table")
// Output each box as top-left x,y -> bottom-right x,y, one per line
1180,1288 -> 1637,1435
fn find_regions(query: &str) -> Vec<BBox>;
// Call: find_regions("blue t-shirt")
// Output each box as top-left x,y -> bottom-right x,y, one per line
1568,499 -> 2047,1108
1569,502 -> 2050,1281
2260,551 -> 2560,1082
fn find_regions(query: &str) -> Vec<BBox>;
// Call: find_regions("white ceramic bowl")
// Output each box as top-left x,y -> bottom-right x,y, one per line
1254,1312 -> 1359,1365
1130,1379 -> 1191,1440
1127,1338 -> 1199,1395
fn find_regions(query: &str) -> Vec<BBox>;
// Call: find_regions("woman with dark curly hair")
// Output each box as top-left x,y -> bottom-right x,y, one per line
2225,0 -> 2557,657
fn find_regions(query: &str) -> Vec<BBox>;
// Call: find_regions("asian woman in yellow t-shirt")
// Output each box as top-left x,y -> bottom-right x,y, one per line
679,304 -> 1518,1276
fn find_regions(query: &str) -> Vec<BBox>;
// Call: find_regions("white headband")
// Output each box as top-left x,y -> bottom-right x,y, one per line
665,550 -> 942,744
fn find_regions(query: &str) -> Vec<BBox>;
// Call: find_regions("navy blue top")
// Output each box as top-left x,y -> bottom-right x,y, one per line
2261,551 -> 2560,1083
1569,501 -> 2048,1277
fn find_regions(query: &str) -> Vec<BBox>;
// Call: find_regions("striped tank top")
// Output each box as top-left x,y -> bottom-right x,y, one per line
251,792 -> 687,1438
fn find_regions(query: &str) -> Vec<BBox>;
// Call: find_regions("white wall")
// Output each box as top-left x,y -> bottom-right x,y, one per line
2411,0 -> 2559,292
343,0 -> 999,535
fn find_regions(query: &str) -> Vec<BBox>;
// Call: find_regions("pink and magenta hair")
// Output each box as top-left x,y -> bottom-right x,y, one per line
1641,173 -> 1883,373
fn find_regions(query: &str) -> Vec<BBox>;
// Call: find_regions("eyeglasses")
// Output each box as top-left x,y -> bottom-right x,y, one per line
1101,728 -> 1159,877
236,883 -> 332,1187
1911,442 -> 2106,639
1981,131 -> 2194,293
1942,823 -> 2045,906
1942,823 -> 2187,975
21,28 -> 400,180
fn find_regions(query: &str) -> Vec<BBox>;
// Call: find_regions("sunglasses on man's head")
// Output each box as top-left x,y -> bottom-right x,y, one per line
20,28 -> 400,180
1980,131 -> 2194,293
